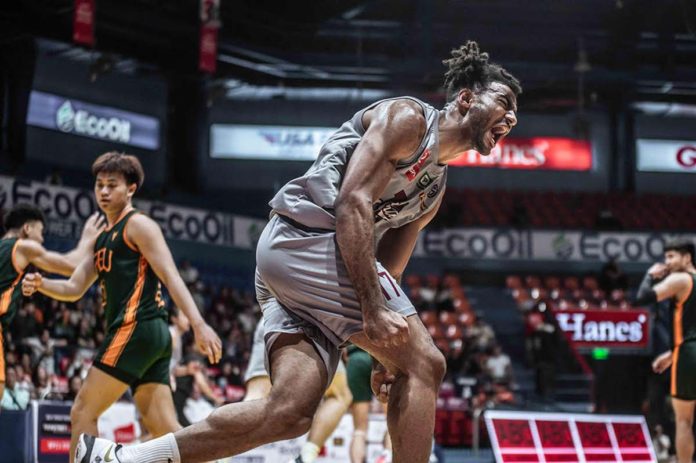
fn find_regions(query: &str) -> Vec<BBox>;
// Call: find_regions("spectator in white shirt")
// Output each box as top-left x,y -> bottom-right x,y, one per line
485,344 -> 513,383
1,366 -> 30,410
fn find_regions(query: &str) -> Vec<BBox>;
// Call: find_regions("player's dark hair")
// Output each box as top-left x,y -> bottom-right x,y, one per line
443,40 -> 522,100
3,204 -> 46,231
92,151 -> 145,190
665,239 -> 696,265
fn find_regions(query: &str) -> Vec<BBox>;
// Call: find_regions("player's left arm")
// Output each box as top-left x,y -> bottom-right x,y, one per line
126,214 -> 222,364
376,195 -> 442,284
635,272 -> 691,306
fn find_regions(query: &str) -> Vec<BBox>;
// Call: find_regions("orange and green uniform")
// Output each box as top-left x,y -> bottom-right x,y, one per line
92,210 -> 171,388
671,273 -> 696,400
0,238 -> 24,383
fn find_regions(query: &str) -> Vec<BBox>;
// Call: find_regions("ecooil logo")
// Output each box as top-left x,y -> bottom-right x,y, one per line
553,233 -> 574,260
55,100 -> 131,143
56,101 -> 76,132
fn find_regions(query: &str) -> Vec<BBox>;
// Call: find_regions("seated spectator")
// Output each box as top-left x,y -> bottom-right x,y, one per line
1,366 -> 30,410
33,365 -> 54,400
179,259 -> 200,286
467,316 -> 496,351
485,344 -> 513,383
598,258 -> 628,293
65,374 -> 83,401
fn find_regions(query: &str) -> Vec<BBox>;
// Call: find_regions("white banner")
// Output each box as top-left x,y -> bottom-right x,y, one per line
228,414 -> 388,463
637,138 -> 696,173
416,228 -> 696,263
210,124 -> 337,160
0,175 -> 266,250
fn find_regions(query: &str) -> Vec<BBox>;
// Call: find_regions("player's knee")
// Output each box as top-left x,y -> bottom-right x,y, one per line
70,397 -> 97,425
267,398 -> 316,438
416,343 -> 446,386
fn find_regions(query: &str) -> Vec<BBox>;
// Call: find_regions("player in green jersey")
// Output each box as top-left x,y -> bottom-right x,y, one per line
0,203 -> 102,405
22,152 -> 222,461
638,240 -> 696,463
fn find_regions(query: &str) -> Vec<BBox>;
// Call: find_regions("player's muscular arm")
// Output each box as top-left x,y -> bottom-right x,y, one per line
22,256 -> 98,301
653,273 -> 692,303
377,196 -> 442,283
126,215 -> 222,363
335,99 -> 426,348
14,214 -> 104,276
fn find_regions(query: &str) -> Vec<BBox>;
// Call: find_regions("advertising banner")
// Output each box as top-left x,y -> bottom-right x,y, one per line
33,401 -> 140,463
485,410 -> 656,463
416,228 -> 696,264
554,309 -> 651,351
0,175 -> 265,250
637,139 -> 696,173
27,91 -> 160,150
73,0 -> 95,47
199,0 -> 221,73
228,414 -> 387,463
210,124 -> 337,160
34,402 -> 71,463
449,137 -> 593,171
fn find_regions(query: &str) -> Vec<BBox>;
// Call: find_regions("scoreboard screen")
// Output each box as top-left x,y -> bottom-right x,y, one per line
485,411 -> 656,463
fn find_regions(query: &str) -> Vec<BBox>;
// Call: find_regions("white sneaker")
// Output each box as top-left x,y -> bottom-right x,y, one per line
75,434 -> 124,463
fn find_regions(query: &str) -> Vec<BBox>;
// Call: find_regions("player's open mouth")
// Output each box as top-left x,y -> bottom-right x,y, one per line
489,125 -> 508,147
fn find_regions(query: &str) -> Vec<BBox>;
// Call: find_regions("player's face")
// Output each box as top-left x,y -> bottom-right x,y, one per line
465,81 -> 518,155
665,250 -> 690,273
94,172 -> 136,214
23,220 -> 45,244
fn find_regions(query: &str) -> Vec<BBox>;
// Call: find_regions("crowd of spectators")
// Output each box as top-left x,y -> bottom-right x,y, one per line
1,259 -> 259,411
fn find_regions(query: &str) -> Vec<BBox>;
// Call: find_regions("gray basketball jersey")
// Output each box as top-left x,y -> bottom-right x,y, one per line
269,96 -> 447,240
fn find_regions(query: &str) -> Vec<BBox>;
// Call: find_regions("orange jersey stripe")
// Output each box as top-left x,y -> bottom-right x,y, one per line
0,328 -> 4,382
0,273 -> 22,317
672,345 -> 680,396
100,257 -> 148,367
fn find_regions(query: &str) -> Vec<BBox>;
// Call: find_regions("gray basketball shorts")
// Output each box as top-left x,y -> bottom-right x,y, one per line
255,214 -> 416,383
244,319 -> 269,383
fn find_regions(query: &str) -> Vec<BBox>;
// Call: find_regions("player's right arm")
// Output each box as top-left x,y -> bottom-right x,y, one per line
21,256 -> 98,302
14,214 -> 104,277
335,99 -> 426,348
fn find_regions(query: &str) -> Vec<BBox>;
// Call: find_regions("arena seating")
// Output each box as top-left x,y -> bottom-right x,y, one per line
438,189 -> 696,231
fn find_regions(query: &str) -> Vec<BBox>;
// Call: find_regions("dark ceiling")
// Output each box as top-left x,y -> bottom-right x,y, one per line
3,0 -> 696,109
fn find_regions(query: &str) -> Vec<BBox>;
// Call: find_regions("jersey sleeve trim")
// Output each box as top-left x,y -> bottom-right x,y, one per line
11,239 -> 22,275
122,213 -> 140,253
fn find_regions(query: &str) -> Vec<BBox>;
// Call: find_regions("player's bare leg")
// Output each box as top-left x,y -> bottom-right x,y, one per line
349,315 -> 445,463
70,367 -> 130,462
672,398 -> 696,463
349,401 -> 369,463
175,333 -> 327,461
297,371 -> 353,462
134,383 -> 183,437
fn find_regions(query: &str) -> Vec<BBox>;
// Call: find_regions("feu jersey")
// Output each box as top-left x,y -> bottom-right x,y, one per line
674,273 -> 696,348
94,210 -> 166,333
0,238 -> 24,328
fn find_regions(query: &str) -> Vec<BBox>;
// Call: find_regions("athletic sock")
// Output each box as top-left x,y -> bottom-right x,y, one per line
300,442 -> 321,463
118,433 -> 181,463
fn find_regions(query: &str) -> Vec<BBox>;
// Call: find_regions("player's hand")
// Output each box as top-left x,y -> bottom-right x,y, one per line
652,351 -> 673,374
193,322 -> 223,364
371,361 -> 396,403
647,263 -> 668,280
80,213 -> 106,244
364,309 -> 409,348
22,272 -> 43,296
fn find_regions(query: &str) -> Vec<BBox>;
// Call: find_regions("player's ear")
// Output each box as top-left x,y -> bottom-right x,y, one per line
456,88 -> 473,114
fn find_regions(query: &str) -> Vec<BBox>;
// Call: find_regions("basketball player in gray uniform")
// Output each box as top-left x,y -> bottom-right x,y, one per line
76,40 -> 521,463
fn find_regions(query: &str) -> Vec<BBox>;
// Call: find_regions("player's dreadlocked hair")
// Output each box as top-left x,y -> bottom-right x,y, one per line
443,40 -> 522,101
